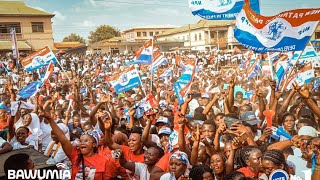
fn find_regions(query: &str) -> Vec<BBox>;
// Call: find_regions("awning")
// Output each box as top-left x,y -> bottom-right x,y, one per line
0,40 -> 32,50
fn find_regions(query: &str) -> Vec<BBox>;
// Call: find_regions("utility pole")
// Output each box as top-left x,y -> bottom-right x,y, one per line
189,24 -> 191,52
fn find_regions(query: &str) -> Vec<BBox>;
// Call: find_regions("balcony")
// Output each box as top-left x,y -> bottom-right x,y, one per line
0,33 -> 23,40
205,37 -> 227,47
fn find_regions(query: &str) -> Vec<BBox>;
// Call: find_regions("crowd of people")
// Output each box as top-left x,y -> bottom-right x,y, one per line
0,51 -> 320,180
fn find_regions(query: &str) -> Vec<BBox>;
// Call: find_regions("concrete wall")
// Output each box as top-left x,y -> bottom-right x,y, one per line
0,16 -> 54,50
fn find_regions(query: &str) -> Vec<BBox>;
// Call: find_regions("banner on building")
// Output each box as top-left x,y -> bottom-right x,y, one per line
10,28 -> 19,59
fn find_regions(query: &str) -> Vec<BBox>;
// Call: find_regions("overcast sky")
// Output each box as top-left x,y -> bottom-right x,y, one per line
11,0 -> 320,42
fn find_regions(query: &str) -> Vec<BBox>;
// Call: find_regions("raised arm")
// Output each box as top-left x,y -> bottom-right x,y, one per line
38,105 -> 73,157
294,83 -> 320,119
279,88 -> 296,114
190,124 -> 200,166
228,77 -> 236,111
104,117 -> 122,150
203,93 -> 219,115
119,150 -> 135,172
141,115 -> 157,147
7,116 -> 15,142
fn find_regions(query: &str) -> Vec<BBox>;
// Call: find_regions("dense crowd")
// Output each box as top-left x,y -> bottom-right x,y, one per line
0,51 -> 320,180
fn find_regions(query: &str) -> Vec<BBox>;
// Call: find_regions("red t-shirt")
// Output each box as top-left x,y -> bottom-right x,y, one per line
155,152 -> 173,172
0,120 -> 8,130
121,145 -> 144,179
98,146 -> 121,178
69,147 -> 110,180
237,166 -> 259,178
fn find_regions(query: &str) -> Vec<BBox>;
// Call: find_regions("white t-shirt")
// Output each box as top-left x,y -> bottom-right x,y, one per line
134,163 -> 150,180
0,137 -> 7,148
39,121 -> 52,151
44,142 -> 68,164
287,154 -> 308,179
160,173 -> 176,180
10,135 -> 38,150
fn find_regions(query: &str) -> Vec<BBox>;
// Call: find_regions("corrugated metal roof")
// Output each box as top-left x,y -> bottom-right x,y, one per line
0,40 -> 32,50
157,20 -> 235,37
0,1 -> 54,16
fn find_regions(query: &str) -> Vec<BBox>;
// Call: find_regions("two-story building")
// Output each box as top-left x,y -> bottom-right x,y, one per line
0,1 -> 55,55
88,25 -> 185,54
156,20 -> 238,52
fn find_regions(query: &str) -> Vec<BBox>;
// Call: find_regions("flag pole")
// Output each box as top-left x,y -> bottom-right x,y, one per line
280,49 -> 304,92
267,52 -> 274,80
150,38 -> 154,94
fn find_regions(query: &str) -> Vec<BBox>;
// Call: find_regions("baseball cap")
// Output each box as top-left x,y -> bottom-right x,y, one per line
155,116 -> 170,126
201,93 -> 210,99
298,126 -> 319,137
240,111 -> 260,125
158,127 -> 172,136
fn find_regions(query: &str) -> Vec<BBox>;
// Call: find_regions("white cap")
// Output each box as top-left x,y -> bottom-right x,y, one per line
298,126 -> 318,137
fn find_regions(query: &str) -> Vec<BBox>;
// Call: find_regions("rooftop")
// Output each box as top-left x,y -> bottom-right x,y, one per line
122,24 -> 178,33
54,42 -> 85,49
0,1 -> 54,17
157,20 -> 234,37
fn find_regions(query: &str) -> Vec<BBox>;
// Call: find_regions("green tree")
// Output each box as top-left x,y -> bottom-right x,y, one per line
88,25 -> 120,44
63,33 -> 86,44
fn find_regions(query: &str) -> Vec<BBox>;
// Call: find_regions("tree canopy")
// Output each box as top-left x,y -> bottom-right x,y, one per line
88,25 -> 121,44
62,33 -> 86,44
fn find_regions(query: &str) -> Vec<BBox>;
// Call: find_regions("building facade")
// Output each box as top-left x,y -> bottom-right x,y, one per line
121,25 -> 177,42
0,1 -> 55,55
88,26 -> 184,54
156,20 -> 239,52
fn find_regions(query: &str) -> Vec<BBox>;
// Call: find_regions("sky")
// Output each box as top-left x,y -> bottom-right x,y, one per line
9,0 -> 320,42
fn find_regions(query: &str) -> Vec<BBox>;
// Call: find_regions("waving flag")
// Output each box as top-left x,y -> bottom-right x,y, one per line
134,39 -> 153,64
247,59 -> 260,79
292,42 -> 320,68
135,94 -> 159,118
18,81 -> 41,99
109,66 -> 142,94
189,0 -> 260,20
174,59 -> 197,105
20,46 -> 57,72
0,102 -> 10,113
296,62 -> 315,85
275,58 -> 292,90
158,66 -> 173,79
40,61 -> 54,87
150,48 -> 167,73
10,28 -> 19,59
234,0 -> 320,53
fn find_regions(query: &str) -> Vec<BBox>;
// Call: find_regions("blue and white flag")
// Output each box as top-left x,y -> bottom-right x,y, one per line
109,66 -> 142,94
292,42 -> 320,68
158,66 -> 173,79
0,102 -> 10,113
134,39 -> 153,64
174,59 -> 197,105
17,81 -> 41,99
234,1 -> 320,53
20,46 -> 57,72
189,0 -> 260,20
151,49 -> 167,73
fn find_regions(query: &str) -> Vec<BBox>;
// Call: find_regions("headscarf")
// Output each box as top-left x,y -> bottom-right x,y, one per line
81,130 -> 99,144
170,151 -> 191,176
15,113 -> 41,135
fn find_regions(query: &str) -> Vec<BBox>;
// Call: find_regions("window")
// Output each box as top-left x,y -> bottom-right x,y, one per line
315,32 -> 320,39
187,35 -> 189,40
143,32 -> 147,36
199,33 -> 202,40
0,23 -> 21,33
194,34 -> 197,41
150,32 -> 154,36
155,31 -> 159,35
137,32 -> 141,37
31,22 -> 44,32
